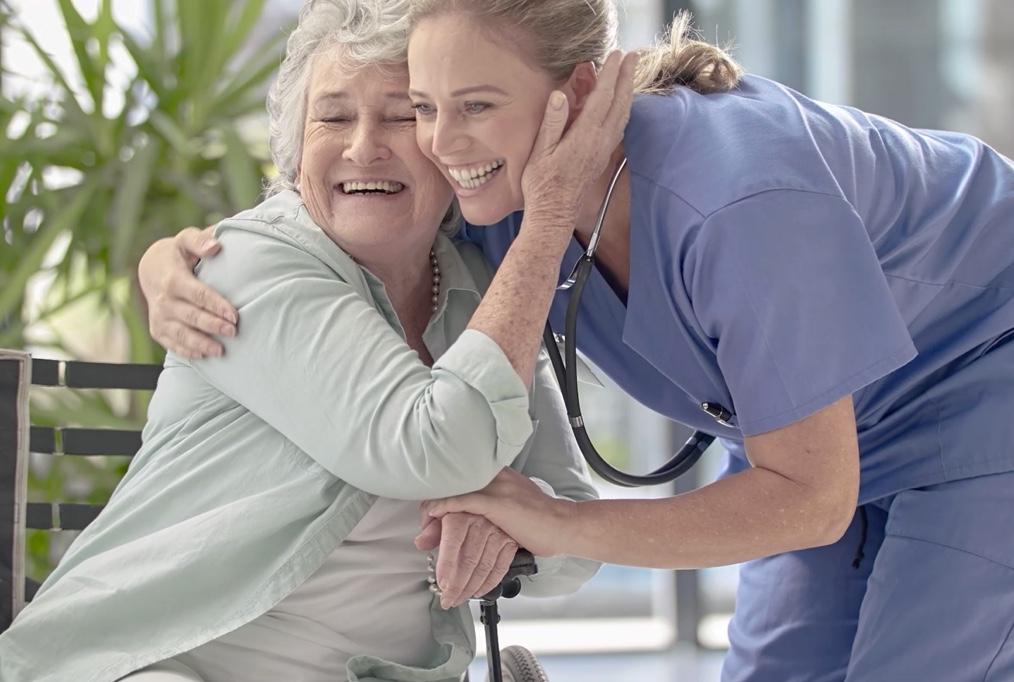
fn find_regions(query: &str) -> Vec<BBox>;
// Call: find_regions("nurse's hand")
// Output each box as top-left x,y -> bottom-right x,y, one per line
421,468 -> 577,561
414,512 -> 518,609
521,50 -> 638,223
138,226 -> 238,359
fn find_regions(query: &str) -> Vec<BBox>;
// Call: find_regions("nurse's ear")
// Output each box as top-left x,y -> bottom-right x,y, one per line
560,61 -> 598,127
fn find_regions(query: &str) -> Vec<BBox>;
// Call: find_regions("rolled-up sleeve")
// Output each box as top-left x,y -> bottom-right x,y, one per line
192,221 -> 533,500
432,330 -> 534,457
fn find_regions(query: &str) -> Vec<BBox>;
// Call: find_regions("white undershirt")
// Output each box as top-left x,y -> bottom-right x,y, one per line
174,497 -> 437,682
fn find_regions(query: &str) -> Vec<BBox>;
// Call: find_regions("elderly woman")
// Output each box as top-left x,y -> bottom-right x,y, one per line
0,2 -> 600,681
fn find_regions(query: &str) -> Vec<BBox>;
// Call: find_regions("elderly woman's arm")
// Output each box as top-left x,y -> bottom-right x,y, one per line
420,346 -> 600,607
189,217 -> 533,501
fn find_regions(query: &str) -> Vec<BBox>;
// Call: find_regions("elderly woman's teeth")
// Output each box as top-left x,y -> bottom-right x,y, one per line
448,160 -> 504,190
341,181 -> 404,194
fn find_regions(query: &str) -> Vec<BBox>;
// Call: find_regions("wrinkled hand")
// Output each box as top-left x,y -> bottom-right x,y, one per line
414,512 -> 518,609
421,468 -> 575,561
521,50 -> 639,225
138,226 -> 238,359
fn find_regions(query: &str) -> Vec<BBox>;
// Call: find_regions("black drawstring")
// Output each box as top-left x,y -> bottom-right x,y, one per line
851,506 -> 869,570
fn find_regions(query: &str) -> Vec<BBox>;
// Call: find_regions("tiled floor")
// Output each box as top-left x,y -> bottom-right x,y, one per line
468,646 -> 726,681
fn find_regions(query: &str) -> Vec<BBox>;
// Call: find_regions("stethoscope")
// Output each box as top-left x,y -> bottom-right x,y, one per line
542,157 -> 732,487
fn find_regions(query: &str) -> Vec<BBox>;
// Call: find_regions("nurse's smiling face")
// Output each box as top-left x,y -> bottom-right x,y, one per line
407,13 -> 560,226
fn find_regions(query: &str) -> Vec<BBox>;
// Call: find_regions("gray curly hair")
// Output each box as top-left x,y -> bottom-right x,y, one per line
266,0 -> 460,233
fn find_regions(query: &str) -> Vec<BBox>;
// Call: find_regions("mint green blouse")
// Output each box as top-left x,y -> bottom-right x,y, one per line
0,191 -> 598,682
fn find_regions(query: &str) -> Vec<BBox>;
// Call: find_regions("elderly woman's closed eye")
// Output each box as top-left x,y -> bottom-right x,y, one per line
0,2 -> 599,681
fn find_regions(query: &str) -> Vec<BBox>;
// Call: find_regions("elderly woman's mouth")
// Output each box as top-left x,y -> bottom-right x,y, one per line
338,180 -> 406,195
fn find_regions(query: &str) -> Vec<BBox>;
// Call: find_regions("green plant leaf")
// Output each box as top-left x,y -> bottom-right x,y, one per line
148,109 -> 195,155
177,1 -> 227,105
10,20 -> 91,125
119,292 -> 162,367
110,137 -> 161,273
54,0 -> 111,119
55,0 -> 98,107
221,0 -> 269,68
221,125 -> 260,208
0,180 -> 96,321
5,0 -> 281,582
118,30 -> 170,103
210,32 -> 286,119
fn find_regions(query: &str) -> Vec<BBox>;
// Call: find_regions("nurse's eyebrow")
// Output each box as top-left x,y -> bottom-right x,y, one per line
408,85 -> 509,98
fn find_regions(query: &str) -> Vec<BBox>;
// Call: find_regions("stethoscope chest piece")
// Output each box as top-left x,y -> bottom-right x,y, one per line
701,402 -> 734,427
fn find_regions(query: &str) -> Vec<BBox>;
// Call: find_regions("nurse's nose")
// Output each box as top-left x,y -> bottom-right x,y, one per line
343,120 -> 390,166
430,113 -> 468,159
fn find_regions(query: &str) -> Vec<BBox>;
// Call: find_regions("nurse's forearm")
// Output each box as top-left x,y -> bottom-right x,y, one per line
560,467 -> 847,568
467,208 -> 573,387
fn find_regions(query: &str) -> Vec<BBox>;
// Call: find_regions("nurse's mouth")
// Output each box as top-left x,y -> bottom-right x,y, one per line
447,160 -> 504,191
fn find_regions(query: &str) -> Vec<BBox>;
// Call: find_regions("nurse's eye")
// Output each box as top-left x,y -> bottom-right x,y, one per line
411,103 -> 436,117
463,101 -> 491,115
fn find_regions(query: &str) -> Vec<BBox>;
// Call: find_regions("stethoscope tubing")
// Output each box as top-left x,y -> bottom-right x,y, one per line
544,157 -> 716,487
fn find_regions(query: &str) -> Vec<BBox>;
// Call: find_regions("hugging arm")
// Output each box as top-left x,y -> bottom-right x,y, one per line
190,219 -> 533,500
142,221 -> 598,596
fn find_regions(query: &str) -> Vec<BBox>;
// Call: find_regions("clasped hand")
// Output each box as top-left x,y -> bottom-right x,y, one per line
414,511 -> 519,609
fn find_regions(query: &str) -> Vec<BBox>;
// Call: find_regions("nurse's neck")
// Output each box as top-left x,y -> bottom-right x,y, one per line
572,144 -> 632,303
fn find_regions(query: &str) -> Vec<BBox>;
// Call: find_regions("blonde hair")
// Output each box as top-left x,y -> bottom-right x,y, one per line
407,1 -> 742,96
635,11 -> 743,95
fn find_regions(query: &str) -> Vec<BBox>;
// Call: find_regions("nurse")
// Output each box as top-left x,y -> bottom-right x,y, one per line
141,1 -> 1014,680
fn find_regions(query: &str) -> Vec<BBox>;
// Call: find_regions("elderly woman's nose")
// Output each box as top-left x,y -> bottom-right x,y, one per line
342,121 -> 390,165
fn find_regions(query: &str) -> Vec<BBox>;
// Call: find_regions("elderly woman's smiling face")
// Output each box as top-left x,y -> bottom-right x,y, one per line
298,49 -> 453,257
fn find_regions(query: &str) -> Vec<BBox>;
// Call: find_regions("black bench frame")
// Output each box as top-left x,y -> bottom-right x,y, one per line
0,350 -> 161,632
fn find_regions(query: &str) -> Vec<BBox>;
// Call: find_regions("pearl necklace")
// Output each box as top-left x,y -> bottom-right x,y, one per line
429,248 -> 441,313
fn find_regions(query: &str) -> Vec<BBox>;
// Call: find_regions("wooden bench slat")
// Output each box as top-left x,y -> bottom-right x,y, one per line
24,578 -> 41,603
65,362 -> 161,390
30,427 -> 141,457
63,429 -> 142,457
29,360 -> 162,390
29,426 -> 55,454
28,359 -> 59,386
26,503 -> 103,531
25,503 -> 51,530
59,503 -> 104,530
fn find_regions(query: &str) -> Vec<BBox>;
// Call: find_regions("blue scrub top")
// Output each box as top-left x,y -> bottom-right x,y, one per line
460,74 -> 1014,504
